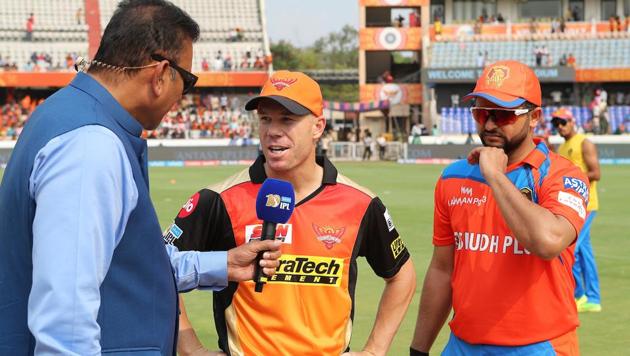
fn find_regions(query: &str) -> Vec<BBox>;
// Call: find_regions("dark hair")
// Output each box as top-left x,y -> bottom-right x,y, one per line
89,0 -> 199,76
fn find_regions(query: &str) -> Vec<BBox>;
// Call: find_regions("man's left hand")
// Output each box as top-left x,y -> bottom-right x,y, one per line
468,147 -> 508,181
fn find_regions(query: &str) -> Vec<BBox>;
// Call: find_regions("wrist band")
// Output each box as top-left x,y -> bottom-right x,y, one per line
410,347 -> 429,356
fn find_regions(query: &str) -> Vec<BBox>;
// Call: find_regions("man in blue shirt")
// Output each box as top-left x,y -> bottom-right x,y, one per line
0,1 -> 281,355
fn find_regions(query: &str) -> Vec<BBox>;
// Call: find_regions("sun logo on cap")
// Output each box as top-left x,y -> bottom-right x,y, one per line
270,77 -> 297,91
486,65 -> 510,88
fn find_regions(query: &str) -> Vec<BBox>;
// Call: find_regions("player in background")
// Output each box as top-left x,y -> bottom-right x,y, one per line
553,107 -> 602,312
410,60 -> 588,356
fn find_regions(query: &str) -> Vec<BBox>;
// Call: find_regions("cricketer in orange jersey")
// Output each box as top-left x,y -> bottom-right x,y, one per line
410,61 -> 588,356
169,71 -> 416,356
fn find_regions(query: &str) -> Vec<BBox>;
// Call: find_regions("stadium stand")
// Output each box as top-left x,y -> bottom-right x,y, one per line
0,0 -> 88,71
429,38 -> 630,69
99,0 -> 267,72
440,106 -> 630,135
144,94 -> 257,140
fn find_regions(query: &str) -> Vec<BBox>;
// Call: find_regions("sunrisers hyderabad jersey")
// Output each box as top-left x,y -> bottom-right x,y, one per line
166,156 -> 409,355
433,142 -> 589,346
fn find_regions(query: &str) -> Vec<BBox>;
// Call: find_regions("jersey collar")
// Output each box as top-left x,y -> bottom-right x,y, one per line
507,140 -> 549,171
249,155 -> 338,185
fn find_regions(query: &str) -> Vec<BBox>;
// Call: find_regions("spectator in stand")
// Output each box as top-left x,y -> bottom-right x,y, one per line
616,16 -> 623,32
76,8 -> 83,25
558,54 -> 568,66
220,93 -> 228,111
560,17 -> 566,33
25,13 -> 34,41
534,46 -> 543,66
497,13 -> 505,23
609,16 -> 616,32
201,57 -> 209,71
253,56 -> 265,69
529,18 -> 537,34
476,51 -> 486,67
410,10 -> 420,27
551,18 -> 560,33
213,55 -> 223,71
434,16 -> 442,35
223,55 -> 233,70
567,53 -> 577,68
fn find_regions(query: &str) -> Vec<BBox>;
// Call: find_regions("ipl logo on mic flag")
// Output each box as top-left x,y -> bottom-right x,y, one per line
265,194 -> 292,210
256,178 -> 295,224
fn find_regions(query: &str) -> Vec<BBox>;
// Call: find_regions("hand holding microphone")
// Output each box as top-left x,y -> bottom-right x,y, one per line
253,178 -> 295,292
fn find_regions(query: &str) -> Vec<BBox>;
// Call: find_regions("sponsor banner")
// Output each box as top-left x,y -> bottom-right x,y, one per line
360,27 -> 421,51
360,0 -> 426,7
0,72 -> 75,87
360,83 -> 422,105
267,254 -> 344,287
576,68 -> 630,83
422,67 -> 576,83
148,160 -> 254,167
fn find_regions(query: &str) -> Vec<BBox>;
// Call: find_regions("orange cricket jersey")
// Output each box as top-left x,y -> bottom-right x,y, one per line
169,156 -> 409,355
433,142 -> 589,346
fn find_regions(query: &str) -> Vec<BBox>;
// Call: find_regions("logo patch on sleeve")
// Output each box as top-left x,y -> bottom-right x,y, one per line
178,192 -> 200,219
390,236 -> 406,259
163,223 -> 183,244
558,191 -> 586,219
384,209 -> 395,232
563,176 -> 589,202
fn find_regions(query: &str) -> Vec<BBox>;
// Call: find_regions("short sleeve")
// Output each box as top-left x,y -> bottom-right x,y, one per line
167,189 -> 236,252
433,177 -> 454,246
358,197 -> 410,279
539,163 -> 589,237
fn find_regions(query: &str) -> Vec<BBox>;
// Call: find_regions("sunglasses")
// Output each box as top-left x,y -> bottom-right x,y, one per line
151,53 -> 198,94
470,107 -> 533,126
551,117 -> 569,127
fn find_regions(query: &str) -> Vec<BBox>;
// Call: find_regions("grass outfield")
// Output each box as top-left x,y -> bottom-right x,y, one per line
2,164 -> 628,354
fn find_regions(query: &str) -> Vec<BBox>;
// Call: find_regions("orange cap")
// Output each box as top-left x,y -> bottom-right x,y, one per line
551,107 -> 574,120
245,70 -> 323,117
463,60 -> 541,108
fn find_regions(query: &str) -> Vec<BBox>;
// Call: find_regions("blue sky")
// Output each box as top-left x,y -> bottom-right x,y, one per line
265,0 -> 359,47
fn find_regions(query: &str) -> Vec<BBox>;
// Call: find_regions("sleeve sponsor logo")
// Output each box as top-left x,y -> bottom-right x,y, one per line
163,223 -> 183,244
312,223 -> 346,249
245,224 -> 292,244
563,176 -> 589,202
178,192 -> 200,218
390,236 -> 406,259
266,254 -> 343,287
558,191 -> 586,219
383,208 -> 395,232
265,194 -> 292,210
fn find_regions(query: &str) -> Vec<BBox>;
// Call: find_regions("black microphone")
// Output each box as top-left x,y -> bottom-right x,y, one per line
253,178 -> 295,292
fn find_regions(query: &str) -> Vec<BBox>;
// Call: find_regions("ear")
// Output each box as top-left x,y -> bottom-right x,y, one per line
529,107 -> 542,129
151,60 -> 170,97
312,115 -> 326,140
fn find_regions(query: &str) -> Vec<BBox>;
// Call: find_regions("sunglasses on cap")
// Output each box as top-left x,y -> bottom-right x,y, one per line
469,107 -> 533,127
151,54 -> 198,95
551,117 -> 569,127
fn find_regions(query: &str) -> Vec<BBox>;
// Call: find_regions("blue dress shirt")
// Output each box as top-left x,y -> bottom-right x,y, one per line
27,125 -> 226,355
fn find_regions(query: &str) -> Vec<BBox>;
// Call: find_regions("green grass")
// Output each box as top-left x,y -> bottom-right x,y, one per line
2,164 -> 629,354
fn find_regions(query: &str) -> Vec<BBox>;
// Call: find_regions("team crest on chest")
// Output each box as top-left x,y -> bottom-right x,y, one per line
312,223 -> 346,249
